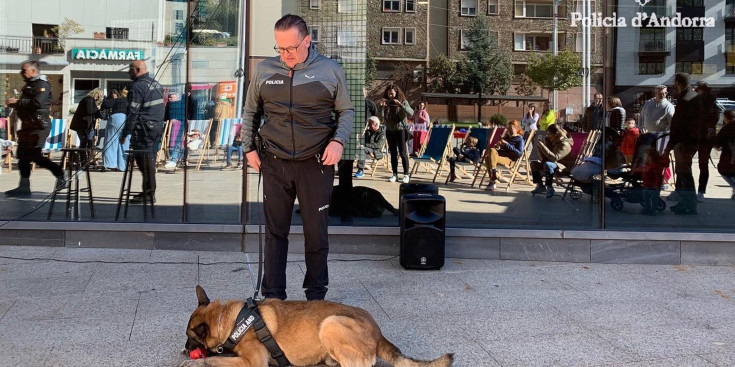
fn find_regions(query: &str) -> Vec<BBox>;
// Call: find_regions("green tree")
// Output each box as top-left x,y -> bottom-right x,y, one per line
427,54 -> 456,93
365,54 -> 377,88
392,62 -> 414,95
525,50 -> 582,101
463,17 -> 512,96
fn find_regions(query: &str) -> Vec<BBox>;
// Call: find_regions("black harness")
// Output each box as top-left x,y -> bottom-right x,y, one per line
217,297 -> 290,367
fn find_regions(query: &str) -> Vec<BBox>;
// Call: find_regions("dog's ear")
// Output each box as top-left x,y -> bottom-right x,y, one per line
196,285 -> 210,306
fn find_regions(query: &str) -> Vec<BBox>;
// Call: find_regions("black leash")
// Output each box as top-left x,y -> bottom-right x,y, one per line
254,167 -> 263,300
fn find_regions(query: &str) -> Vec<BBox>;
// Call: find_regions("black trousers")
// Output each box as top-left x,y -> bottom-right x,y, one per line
133,150 -> 156,195
17,146 -> 63,179
131,121 -> 163,195
386,129 -> 409,175
261,153 -> 334,300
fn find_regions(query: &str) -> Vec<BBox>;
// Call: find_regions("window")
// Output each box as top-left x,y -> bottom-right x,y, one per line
676,61 -> 703,74
514,33 -> 551,51
405,28 -> 415,45
677,0 -> 704,7
382,27 -> 401,44
175,22 -> 184,35
640,28 -> 666,51
461,0 -> 478,15
405,0 -> 416,12
308,26 -> 320,43
384,0 -> 400,11
174,10 -> 184,20
73,79 -> 100,104
338,27 -> 357,47
338,0 -> 356,13
488,0 -> 499,14
575,0 -> 597,13
515,0 -> 553,18
676,28 -> 703,41
310,0 -> 320,9
639,59 -> 665,74
460,29 -> 469,50
106,27 -> 129,40
575,32 -> 595,52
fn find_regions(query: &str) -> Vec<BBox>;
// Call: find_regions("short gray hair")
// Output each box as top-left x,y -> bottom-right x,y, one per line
20,60 -> 40,71
654,85 -> 667,92
367,116 -> 380,126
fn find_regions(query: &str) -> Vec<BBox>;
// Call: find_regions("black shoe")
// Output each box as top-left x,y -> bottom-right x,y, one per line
130,193 -> 156,204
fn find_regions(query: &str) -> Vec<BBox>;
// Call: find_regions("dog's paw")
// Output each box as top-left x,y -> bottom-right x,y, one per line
179,359 -> 205,367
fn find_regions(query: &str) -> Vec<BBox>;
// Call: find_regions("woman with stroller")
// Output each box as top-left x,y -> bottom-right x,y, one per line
483,120 -> 525,191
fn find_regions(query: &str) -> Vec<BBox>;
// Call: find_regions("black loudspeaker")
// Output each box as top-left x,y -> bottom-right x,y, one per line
400,193 -> 445,270
398,183 -> 438,215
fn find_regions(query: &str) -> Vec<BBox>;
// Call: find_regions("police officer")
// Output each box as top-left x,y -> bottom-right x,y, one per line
241,14 -> 354,301
5,60 -> 64,197
120,60 -> 164,204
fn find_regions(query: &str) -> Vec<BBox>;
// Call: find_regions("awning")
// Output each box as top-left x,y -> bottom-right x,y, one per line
190,83 -> 213,90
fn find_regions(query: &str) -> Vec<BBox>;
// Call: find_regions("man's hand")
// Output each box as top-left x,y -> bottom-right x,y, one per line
707,128 -> 716,140
246,150 -> 261,172
321,141 -> 344,166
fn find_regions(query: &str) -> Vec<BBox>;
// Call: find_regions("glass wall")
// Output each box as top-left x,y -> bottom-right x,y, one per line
0,0 -> 732,235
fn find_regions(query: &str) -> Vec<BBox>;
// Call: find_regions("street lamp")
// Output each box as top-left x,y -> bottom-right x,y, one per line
552,0 -> 562,111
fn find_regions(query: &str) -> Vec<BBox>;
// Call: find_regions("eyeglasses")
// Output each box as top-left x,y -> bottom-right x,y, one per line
274,38 -> 306,55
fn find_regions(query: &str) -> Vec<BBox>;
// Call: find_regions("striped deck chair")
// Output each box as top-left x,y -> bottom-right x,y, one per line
213,118 -> 240,164
156,120 -> 173,169
410,124 -> 455,182
449,126 -> 494,183
36,119 -> 68,170
1,117 -> 12,173
187,119 -> 213,171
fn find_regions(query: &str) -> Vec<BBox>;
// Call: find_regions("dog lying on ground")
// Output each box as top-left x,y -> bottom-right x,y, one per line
182,286 -> 453,367
295,186 -> 399,218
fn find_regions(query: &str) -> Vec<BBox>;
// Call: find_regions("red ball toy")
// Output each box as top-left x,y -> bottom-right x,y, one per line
189,347 -> 207,359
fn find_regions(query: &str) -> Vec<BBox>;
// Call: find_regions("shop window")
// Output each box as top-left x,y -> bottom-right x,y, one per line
73,79 -> 100,104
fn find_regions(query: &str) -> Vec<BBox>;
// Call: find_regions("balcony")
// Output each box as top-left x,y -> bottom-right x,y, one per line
639,4 -> 673,18
0,36 -> 64,55
638,39 -> 672,56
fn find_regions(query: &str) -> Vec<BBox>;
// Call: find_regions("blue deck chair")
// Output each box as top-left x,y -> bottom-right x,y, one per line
213,118 -> 241,164
410,124 -> 455,182
42,119 -> 67,152
186,119 -> 213,171
450,126 -> 494,183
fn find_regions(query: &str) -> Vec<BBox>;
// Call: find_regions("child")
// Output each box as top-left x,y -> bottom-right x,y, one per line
635,147 -> 669,215
448,136 -> 480,183
620,117 -> 639,165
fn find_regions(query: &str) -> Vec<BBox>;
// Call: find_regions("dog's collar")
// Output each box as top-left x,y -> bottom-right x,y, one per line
217,297 -> 291,367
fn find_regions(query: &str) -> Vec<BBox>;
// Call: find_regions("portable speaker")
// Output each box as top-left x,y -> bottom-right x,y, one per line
400,193 -> 445,270
398,183 -> 439,215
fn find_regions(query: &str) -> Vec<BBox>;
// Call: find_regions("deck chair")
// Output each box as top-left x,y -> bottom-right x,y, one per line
368,139 -> 390,177
447,126 -> 494,183
558,130 -> 601,196
213,118 -> 241,164
39,119 -> 68,170
500,129 -> 537,191
410,124 -> 455,182
156,120 -> 173,169
470,127 -> 506,187
187,119 -> 213,171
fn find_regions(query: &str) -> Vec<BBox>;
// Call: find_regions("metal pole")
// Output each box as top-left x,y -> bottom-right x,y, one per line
552,0 -> 560,111
235,0 -> 247,119
586,0 -> 591,107
581,0 -> 587,109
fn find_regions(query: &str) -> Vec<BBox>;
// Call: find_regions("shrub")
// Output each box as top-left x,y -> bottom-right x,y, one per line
489,113 -> 507,126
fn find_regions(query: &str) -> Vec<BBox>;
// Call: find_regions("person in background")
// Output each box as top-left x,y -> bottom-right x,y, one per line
355,116 -> 385,178
640,85 -> 675,189
410,101 -> 429,156
665,73 -> 702,215
521,104 -> 539,134
224,123 -> 243,168
211,94 -> 233,146
5,60 -> 64,197
693,81 -> 718,202
620,117 -> 640,165
581,92 -> 605,132
605,96 -> 625,132
164,93 -> 186,170
70,87 -> 104,165
715,109 -> 735,200
380,83 -> 413,183
530,123 -> 574,198
100,89 -> 129,171
483,120 -> 525,191
120,60 -> 165,204
538,101 -> 556,131
447,135 -> 480,183
634,147 -> 669,216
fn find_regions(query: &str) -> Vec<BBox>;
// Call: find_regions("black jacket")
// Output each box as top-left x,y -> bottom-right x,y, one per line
668,87 -> 702,149
13,75 -> 52,147
122,74 -> 164,137
101,97 -> 128,115
364,126 -> 386,152
70,95 -> 99,133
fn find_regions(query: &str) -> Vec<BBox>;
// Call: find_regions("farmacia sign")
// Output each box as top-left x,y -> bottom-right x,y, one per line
72,49 -> 144,61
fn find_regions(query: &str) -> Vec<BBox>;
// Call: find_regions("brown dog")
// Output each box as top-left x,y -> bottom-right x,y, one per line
181,286 -> 454,367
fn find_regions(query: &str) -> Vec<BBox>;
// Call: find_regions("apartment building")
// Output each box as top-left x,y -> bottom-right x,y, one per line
614,0 -> 735,110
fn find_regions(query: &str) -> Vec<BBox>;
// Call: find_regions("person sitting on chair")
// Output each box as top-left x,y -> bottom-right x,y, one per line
483,120 -> 525,191
447,135 -> 481,183
355,116 -> 385,178
530,123 -> 574,198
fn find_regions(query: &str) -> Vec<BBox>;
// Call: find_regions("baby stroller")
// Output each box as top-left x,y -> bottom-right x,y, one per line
606,132 -> 670,212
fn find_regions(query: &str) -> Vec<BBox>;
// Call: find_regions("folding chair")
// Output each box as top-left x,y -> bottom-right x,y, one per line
410,124 -> 455,182
470,127 -> 505,187
187,119 -> 213,171
1,117 -> 12,173
156,120 -> 173,169
558,130 -> 601,196
502,129 -> 537,191
40,119 -> 68,170
213,118 -> 241,164
368,138 -> 390,177
448,126 -> 494,183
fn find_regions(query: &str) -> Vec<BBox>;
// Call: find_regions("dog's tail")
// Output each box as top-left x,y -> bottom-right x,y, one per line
377,336 -> 454,367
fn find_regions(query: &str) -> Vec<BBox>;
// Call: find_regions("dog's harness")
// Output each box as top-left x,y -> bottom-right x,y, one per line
216,297 -> 290,367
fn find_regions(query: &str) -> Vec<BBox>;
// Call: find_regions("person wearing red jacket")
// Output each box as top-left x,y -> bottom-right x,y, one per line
634,147 -> 670,215
620,117 -> 640,165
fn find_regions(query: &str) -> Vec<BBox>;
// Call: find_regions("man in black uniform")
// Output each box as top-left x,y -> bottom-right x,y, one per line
241,15 -> 354,300
120,60 -> 165,204
5,60 -> 64,197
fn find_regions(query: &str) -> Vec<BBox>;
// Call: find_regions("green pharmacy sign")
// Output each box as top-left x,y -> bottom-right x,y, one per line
72,48 -> 144,61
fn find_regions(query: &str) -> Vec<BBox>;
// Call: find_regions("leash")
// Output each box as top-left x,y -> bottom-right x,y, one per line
254,167 -> 263,300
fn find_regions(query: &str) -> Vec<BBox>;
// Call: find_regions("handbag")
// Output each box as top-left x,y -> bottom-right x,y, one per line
403,127 -> 413,141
